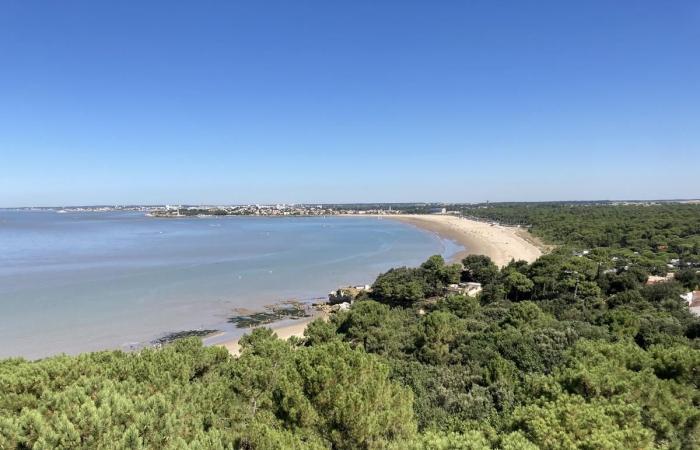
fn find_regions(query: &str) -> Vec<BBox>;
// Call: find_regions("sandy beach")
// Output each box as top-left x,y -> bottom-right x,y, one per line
216,314 -> 321,356
386,214 -> 544,267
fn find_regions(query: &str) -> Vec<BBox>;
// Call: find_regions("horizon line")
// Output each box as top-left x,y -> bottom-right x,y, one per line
3,198 -> 700,209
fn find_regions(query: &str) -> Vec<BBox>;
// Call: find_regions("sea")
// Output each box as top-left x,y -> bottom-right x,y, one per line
0,210 -> 462,359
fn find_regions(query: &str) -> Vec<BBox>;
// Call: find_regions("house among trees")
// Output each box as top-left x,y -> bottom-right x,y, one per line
447,282 -> 483,297
681,290 -> 700,316
328,285 -> 371,304
645,273 -> 675,285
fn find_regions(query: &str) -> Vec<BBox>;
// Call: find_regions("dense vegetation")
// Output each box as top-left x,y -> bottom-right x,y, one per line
462,203 -> 700,270
2,204 -> 699,449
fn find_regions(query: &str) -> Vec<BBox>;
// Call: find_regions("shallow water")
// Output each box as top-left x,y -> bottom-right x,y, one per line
0,211 -> 460,358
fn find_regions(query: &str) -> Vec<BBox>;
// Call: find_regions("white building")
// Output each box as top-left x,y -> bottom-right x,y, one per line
447,282 -> 483,297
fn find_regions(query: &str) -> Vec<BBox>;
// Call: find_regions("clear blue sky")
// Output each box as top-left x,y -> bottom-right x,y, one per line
1,1 -> 698,206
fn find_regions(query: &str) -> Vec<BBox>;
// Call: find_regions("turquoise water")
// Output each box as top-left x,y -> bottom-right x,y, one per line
0,211 -> 459,358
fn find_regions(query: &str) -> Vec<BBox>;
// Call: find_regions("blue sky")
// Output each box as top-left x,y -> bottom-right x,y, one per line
1,1 -> 698,206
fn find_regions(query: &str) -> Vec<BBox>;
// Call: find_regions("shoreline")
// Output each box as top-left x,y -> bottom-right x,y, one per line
212,313 -> 322,356
214,214 -> 545,356
383,214 -> 544,267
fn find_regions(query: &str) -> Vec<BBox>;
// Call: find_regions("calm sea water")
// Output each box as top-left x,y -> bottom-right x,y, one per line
0,210 -> 459,359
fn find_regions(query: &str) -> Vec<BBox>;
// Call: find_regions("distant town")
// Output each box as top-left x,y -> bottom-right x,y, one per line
5,199 -> 699,217
5,203 -> 427,215
147,204 -> 406,217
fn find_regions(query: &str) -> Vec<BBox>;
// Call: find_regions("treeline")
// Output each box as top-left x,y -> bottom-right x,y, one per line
1,204 -> 699,449
461,203 -> 700,267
